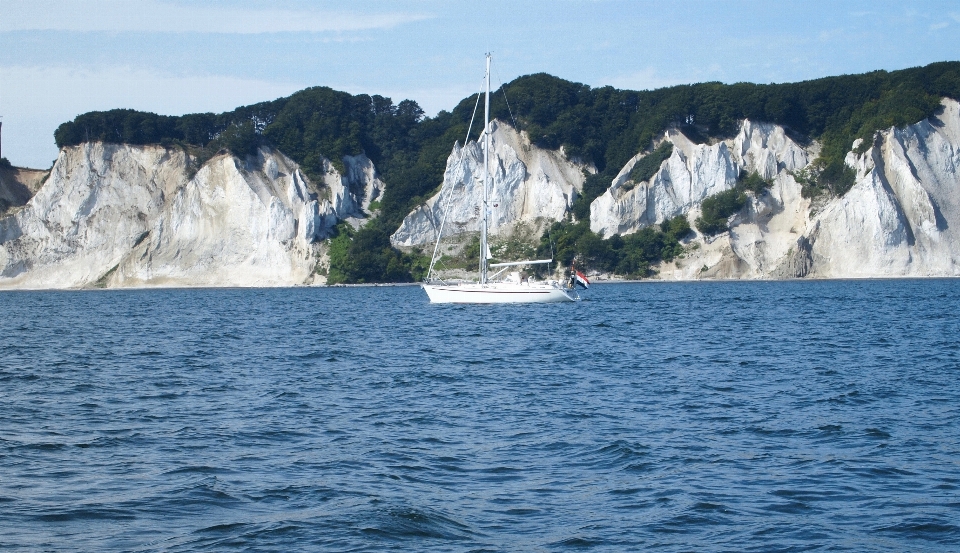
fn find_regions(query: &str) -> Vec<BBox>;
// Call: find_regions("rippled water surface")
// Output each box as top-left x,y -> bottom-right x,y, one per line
1,280 -> 959,552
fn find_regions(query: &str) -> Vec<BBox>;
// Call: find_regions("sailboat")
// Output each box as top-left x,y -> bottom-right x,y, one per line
421,54 -> 581,304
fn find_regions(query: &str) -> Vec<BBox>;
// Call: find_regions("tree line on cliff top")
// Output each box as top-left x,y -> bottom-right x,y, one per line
54,61 -> 960,282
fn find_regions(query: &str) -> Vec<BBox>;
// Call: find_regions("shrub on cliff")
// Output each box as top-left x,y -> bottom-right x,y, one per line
693,170 -> 774,236
737,171 -> 772,195
624,142 -> 674,191
695,189 -> 748,236
537,214 -> 690,278
326,223 -> 427,284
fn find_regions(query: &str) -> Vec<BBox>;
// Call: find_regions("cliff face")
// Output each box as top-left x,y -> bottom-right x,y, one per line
0,144 -> 186,288
390,121 -> 591,247
2,100 -> 959,288
807,98 -> 960,277
0,143 -> 381,288
590,132 -> 736,238
0,165 -> 50,216
111,149 -> 319,288
659,99 -> 960,279
393,100 -> 960,281
590,120 -> 810,238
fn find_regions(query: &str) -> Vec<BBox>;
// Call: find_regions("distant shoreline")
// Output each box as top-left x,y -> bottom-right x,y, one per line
1,275 -> 959,293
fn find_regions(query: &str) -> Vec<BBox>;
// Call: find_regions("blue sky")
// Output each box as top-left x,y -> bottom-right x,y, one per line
2,0 -> 958,168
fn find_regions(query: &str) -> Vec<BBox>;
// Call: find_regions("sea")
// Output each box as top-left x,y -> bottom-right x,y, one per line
1,280 -> 958,552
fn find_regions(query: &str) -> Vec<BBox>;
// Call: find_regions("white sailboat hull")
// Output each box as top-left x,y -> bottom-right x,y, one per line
423,282 -> 578,304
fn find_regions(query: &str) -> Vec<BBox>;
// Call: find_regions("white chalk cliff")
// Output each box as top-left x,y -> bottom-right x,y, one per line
2,100 -> 958,288
804,98 -> 960,277
590,131 -> 734,238
390,120 -> 591,247
0,143 -> 382,288
395,101 -> 960,280
590,120 -> 811,239
657,99 -> 960,279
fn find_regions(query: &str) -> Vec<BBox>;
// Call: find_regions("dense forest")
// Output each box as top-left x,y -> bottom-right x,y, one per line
53,61 -> 960,282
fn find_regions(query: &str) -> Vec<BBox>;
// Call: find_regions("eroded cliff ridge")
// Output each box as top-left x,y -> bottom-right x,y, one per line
2,99 -> 959,288
388,100 -> 960,280
590,120 -> 809,238
390,121 -> 592,247
0,164 -> 49,216
807,98 -> 960,277
656,99 -> 960,279
0,143 -> 381,288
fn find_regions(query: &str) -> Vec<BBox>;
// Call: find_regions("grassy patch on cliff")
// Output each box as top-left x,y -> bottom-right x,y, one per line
620,142 -> 674,193
538,215 -> 691,278
694,171 -> 773,236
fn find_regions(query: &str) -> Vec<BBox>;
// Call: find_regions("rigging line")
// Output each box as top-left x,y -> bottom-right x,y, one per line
464,76 -> 485,145
427,76 -> 486,281
493,66 -> 520,132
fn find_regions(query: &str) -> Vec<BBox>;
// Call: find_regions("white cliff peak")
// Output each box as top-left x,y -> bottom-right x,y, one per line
661,99 -> 960,280
805,98 -> 960,277
0,143 -> 383,288
390,120 -> 589,247
590,127 -> 744,238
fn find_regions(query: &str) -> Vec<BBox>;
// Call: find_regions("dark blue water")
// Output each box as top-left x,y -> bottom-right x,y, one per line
1,281 -> 959,552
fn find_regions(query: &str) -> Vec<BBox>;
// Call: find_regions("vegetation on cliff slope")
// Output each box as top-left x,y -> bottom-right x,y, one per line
486,62 -> 958,216
623,141 -> 674,191
537,215 -> 692,279
694,171 -> 774,236
325,223 -> 428,285
53,61 -> 960,281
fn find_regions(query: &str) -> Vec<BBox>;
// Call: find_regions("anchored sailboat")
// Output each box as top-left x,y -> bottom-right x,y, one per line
421,54 -> 579,304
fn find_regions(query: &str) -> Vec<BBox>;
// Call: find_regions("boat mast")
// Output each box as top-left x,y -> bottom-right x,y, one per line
480,53 -> 491,285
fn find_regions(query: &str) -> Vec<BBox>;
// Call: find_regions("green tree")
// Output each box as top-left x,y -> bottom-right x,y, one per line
696,188 -> 748,236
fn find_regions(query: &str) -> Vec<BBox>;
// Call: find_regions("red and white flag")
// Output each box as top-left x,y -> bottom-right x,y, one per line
574,269 -> 590,289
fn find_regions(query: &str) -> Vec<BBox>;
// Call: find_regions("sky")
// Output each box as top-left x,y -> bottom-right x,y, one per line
1,0 -> 958,168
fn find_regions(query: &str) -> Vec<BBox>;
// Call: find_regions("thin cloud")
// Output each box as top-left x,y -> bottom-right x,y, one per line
818,28 -> 847,42
1,0 -> 433,33
379,85 -> 481,117
604,67 -> 725,92
0,64 -> 307,168
930,21 -> 950,30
